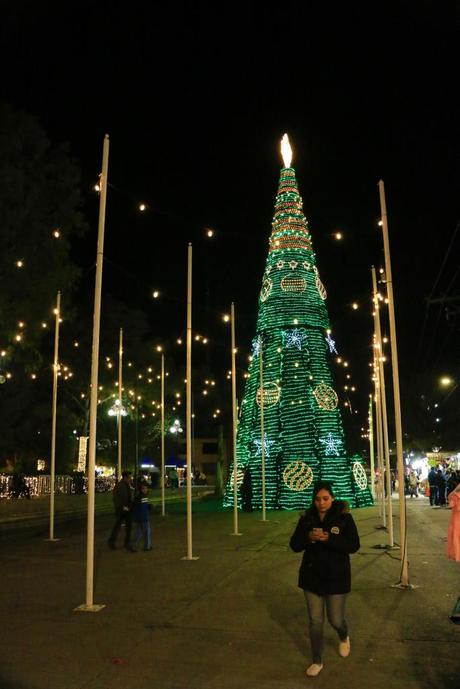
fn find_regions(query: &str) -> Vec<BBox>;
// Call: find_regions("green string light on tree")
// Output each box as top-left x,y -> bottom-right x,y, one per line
224,134 -> 373,510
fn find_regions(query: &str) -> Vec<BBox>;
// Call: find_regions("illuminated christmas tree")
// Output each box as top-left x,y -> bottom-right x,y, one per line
224,135 -> 373,510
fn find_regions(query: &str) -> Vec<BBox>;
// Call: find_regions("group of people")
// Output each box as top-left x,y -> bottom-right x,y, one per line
107,471 -> 152,552
427,466 -> 460,507
163,467 -> 207,489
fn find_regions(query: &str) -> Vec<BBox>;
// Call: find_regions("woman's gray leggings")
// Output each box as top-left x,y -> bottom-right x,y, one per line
304,590 -> 348,663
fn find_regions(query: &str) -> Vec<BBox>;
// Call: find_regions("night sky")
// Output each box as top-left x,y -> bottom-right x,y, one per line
1,1 -> 457,447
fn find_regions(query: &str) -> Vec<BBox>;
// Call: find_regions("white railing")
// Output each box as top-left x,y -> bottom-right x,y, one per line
0,474 -> 116,499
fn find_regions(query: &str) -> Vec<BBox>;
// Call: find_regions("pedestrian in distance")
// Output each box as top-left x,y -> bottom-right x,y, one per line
130,481 -> 152,552
428,466 -> 439,506
408,471 -> 419,498
289,481 -> 360,678
446,469 -> 459,496
169,467 -> 178,489
107,470 -> 133,550
391,470 -> 396,493
404,473 -> 410,495
240,467 -> 253,512
436,469 -> 447,507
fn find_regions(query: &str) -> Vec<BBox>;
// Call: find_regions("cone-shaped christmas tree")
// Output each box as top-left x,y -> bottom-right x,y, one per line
224,135 -> 373,510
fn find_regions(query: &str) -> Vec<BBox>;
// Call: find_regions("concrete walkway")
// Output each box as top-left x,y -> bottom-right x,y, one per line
0,495 -> 458,689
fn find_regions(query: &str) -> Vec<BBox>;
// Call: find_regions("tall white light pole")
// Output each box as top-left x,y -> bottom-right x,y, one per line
183,243 -> 198,560
160,349 -> 165,517
374,347 -> 386,527
75,134 -> 109,613
259,339 -> 267,521
117,327 -> 123,480
372,267 -> 394,547
47,290 -> 61,542
379,180 -> 411,587
230,303 -> 242,535
368,394 -> 376,499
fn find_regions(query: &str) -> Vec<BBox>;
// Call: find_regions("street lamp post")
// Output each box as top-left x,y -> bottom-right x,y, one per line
378,180 -> 411,588
182,243 -> 198,560
259,338 -> 267,522
368,394 -> 376,499
372,267 -> 394,547
230,303 -> 242,536
374,342 -> 386,527
161,351 -> 165,517
47,291 -> 61,542
108,400 -> 127,442
75,133 -> 109,613
154,345 -> 166,516
117,328 -> 123,480
135,394 -> 139,482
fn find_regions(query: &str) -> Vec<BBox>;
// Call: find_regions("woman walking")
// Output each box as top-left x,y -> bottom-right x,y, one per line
290,481 -> 360,677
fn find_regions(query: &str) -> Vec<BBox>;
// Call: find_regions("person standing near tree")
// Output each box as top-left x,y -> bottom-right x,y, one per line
107,471 -> 133,550
240,467 -> 253,512
289,481 -> 360,677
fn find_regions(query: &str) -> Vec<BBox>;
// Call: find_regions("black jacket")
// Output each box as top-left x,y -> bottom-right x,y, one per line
428,469 -> 438,486
289,500 -> 360,595
113,480 -> 133,511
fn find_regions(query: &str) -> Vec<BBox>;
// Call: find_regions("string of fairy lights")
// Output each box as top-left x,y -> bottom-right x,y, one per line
0,161 -> 379,451
0,299 -> 368,436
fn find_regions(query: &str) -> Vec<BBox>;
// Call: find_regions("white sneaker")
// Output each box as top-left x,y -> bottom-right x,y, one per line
306,663 -> 323,677
339,637 -> 350,657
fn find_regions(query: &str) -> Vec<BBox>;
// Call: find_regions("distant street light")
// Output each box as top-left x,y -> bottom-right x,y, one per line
440,376 -> 453,387
108,399 -> 127,417
169,419 -> 183,434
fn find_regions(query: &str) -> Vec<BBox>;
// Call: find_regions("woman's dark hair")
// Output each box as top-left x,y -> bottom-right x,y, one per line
311,481 -> 335,502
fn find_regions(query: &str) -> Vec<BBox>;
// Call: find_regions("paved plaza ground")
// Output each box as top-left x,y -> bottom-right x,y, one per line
0,493 -> 459,689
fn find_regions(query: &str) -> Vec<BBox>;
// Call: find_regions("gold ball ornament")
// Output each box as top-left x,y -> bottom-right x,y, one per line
313,382 -> 338,410
256,381 -> 281,408
283,461 -> 314,492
